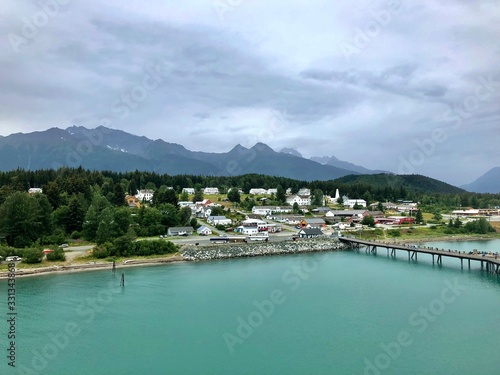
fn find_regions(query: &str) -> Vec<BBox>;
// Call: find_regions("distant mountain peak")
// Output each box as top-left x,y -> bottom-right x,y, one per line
310,154 -> 387,175
251,142 -> 275,154
461,167 -> 500,193
229,144 -> 248,153
280,147 -> 302,158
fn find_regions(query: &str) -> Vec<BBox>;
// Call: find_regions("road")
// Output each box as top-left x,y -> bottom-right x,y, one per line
64,245 -> 94,261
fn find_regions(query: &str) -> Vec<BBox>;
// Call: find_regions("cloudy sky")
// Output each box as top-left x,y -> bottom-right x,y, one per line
1,0 -> 499,186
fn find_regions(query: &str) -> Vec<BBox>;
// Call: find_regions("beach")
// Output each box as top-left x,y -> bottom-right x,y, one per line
1,234 -> 498,279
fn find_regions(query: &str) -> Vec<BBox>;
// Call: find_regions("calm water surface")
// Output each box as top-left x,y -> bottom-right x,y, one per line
1,239 -> 500,375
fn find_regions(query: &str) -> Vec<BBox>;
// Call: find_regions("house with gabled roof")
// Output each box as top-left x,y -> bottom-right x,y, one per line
298,227 -> 323,238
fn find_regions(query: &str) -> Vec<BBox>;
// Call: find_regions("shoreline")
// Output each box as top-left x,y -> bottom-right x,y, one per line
0,255 -> 186,279
1,235 -> 498,279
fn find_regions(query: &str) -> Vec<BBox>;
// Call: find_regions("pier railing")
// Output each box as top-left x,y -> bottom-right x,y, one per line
338,237 -> 500,274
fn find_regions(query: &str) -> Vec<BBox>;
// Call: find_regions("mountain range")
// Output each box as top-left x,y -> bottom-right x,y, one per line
0,126 -> 496,193
0,126 -> 367,180
461,167 -> 500,194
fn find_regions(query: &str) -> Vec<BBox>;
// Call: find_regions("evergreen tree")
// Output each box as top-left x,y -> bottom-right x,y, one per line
276,185 -> 286,203
228,188 -> 241,203
312,189 -> 324,206
67,195 -> 85,233
44,180 -> 62,209
179,206 -> 193,226
128,180 -> 138,196
180,190 -> 189,202
415,209 -> 423,224
110,183 -> 126,206
0,192 -> 46,247
361,215 -> 375,227
192,189 -> 204,203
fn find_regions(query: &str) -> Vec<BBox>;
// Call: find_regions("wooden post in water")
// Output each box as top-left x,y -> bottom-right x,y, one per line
120,272 -> 125,287
112,260 -> 116,274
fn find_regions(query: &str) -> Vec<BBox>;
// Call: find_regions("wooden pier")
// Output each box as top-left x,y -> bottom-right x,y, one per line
339,237 -> 500,274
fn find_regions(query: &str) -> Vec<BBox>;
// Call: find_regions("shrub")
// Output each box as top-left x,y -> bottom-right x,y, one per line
70,231 -> 81,240
46,248 -> 66,261
93,244 -> 110,259
42,230 -> 66,246
21,248 -> 44,264
387,229 -> 400,237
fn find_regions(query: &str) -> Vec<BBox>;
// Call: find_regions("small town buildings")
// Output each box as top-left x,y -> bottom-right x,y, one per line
249,188 -> 268,195
28,188 -> 43,195
251,206 -> 293,216
203,187 -> 219,195
182,188 -> 195,195
196,206 -> 212,218
207,216 -> 232,226
277,215 -> 305,225
167,226 -> 194,236
125,195 -> 141,208
298,227 -> 323,238
367,211 -> 385,219
343,199 -> 367,208
249,188 -> 279,195
179,201 -> 195,208
297,188 -> 311,196
301,218 -> 326,228
196,199 -> 212,207
286,195 -> 311,206
311,207 -> 332,214
238,219 -> 269,233
387,216 -> 415,225
370,202 -> 419,213
452,209 -> 480,216
326,210 -> 368,219
197,226 -> 212,236
235,226 -> 259,235
329,189 -> 340,203
136,189 -> 154,202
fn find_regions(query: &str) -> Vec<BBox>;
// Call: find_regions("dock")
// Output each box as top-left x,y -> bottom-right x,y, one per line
339,237 -> 500,274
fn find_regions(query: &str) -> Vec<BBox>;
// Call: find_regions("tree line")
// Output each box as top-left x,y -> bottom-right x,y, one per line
0,168 -> 498,251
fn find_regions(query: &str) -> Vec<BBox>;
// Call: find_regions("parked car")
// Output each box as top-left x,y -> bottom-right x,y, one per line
59,243 -> 69,248
6,256 -> 22,262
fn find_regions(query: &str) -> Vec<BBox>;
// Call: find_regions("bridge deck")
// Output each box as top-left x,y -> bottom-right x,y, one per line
339,237 -> 500,272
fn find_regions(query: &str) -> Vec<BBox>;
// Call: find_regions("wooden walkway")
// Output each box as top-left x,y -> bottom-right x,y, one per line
339,237 -> 500,274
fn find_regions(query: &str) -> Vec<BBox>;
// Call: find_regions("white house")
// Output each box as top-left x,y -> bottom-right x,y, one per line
28,188 -> 43,195
197,225 -> 212,236
207,216 -> 232,226
252,206 -> 293,216
182,188 -> 195,195
249,188 -> 268,195
167,226 -> 194,236
326,210 -> 367,218
203,187 -> 219,195
297,188 -> 311,196
235,226 -> 259,235
452,209 -> 479,216
136,189 -> 154,202
343,199 -> 367,208
286,195 -> 311,206
267,188 -> 278,195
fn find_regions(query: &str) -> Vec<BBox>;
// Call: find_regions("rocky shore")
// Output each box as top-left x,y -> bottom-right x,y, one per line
181,238 -> 347,261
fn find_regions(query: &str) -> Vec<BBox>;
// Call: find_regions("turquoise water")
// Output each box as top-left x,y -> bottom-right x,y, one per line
1,239 -> 500,375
